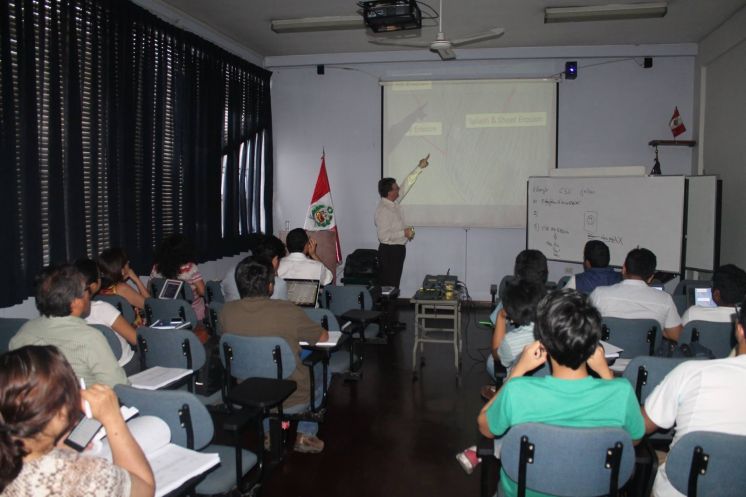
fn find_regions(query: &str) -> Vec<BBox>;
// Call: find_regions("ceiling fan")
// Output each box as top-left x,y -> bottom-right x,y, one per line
368,0 -> 505,60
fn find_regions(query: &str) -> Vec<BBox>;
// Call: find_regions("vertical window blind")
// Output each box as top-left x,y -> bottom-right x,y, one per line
0,0 -> 272,307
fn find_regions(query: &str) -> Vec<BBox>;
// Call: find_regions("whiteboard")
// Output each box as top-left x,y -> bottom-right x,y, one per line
527,176 -> 686,273
685,176 -> 719,271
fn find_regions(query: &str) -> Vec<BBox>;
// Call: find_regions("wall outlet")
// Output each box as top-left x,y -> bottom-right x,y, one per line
565,267 -> 575,274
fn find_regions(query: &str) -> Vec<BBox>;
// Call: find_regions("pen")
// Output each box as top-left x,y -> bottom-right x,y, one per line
79,378 -> 93,418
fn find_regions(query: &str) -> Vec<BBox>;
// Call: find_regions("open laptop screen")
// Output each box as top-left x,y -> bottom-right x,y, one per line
159,279 -> 183,299
285,279 -> 320,307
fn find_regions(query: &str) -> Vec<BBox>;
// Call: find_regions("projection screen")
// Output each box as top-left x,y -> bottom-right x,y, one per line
382,79 -> 557,228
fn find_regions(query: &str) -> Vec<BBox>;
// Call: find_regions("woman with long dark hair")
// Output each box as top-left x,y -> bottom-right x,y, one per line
0,345 -> 154,496
150,234 -> 206,322
98,248 -> 150,326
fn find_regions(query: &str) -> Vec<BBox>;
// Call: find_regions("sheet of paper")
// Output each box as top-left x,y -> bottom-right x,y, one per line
128,366 -> 192,390
600,340 -> 624,358
300,331 -> 342,347
150,444 -> 220,497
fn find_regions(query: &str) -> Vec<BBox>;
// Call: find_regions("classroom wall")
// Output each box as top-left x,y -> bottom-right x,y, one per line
698,8 -> 746,271
269,46 -> 696,300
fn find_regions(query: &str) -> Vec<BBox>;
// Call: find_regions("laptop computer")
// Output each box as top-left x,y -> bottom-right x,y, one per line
285,278 -> 321,307
158,279 -> 184,299
694,287 -> 717,308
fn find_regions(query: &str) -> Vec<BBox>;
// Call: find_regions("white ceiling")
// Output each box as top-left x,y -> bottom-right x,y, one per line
151,0 -> 745,59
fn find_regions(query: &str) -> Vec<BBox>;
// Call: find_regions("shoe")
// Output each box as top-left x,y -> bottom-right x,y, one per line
480,385 -> 497,401
294,433 -> 324,454
456,446 -> 481,475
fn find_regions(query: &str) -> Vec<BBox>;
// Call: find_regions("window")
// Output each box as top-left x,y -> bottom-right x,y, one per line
0,0 -> 272,306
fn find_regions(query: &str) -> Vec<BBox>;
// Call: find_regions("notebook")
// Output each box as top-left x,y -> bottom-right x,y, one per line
285,278 -> 321,307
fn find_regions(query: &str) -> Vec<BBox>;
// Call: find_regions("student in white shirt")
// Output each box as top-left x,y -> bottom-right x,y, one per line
590,247 -> 682,342
642,297 -> 746,497
75,258 -> 136,367
278,228 -> 333,286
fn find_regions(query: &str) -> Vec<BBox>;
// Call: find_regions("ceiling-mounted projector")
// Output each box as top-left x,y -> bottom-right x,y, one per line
361,0 -> 422,32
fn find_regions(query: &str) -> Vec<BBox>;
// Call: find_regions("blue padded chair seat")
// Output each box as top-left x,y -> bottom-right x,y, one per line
194,444 -> 257,496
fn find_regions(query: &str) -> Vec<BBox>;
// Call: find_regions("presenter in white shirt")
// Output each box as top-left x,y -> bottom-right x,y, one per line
374,154 -> 429,289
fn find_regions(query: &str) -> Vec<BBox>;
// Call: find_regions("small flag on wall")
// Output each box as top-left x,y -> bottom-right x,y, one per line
304,152 -> 342,262
669,107 -> 686,138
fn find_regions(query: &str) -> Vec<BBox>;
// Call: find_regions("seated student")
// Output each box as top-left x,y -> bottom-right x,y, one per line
221,235 -> 288,303
278,228 -> 333,286
486,250 -> 549,380
150,234 -> 206,322
642,295 -> 746,497
564,240 -> 622,294
478,289 -> 645,497
0,345 -> 154,497
218,256 -> 329,454
75,258 -> 137,368
10,264 -> 127,387
98,248 -> 150,326
681,263 -> 746,326
485,279 -> 544,394
590,247 -> 683,342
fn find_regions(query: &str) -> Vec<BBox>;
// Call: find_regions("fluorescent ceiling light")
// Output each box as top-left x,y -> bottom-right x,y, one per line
271,16 -> 364,33
544,2 -> 667,23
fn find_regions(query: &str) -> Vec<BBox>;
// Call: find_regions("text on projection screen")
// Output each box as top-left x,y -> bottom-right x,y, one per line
382,79 -> 556,228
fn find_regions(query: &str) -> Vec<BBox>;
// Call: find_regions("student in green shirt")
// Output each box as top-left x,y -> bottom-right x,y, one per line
478,289 -> 645,497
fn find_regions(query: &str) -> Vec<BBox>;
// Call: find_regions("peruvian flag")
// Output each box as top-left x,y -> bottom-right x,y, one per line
304,152 -> 342,262
669,107 -> 686,138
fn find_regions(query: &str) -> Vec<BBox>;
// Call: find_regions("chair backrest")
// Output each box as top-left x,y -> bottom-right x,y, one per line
0,318 -> 27,353
219,334 -> 296,381
94,294 -> 137,324
500,423 -> 635,497
601,317 -> 659,358
665,431 -> 746,497
556,275 -> 571,289
622,356 -> 692,404
90,324 -> 123,360
685,320 -> 735,358
114,384 -> 214,450
673,294 -> 688,316
205,280 -> 225,304
149,277 -> 195,302
322,284 -> 374,314
673,279 -> 712,308
207,301 -> 224,334
302,307 -> 341,331
136,326 -> 206,371
144,297 -> 198,329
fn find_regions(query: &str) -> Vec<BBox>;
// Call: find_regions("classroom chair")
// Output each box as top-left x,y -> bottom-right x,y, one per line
302,307 -> 352,375
0,317 -> 27,353
665,431 -> 746,497
220,334 -> 328,420
498,423 -> 634,497
144,297 -> 198,329
90,324 -> 123,362
205,280 -> 225,304
685,320 -> 735,358
114,385 -> 261,496
136,326 -> 206,392
601,317 -> 659,358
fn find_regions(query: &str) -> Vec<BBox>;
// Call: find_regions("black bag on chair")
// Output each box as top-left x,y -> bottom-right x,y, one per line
342,249 -> 379,285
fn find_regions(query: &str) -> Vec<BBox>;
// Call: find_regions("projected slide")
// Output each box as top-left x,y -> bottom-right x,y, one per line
382,79 -> 557,228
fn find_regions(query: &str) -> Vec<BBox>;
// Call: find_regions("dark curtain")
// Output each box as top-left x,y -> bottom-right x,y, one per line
0,0 -> 272,307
